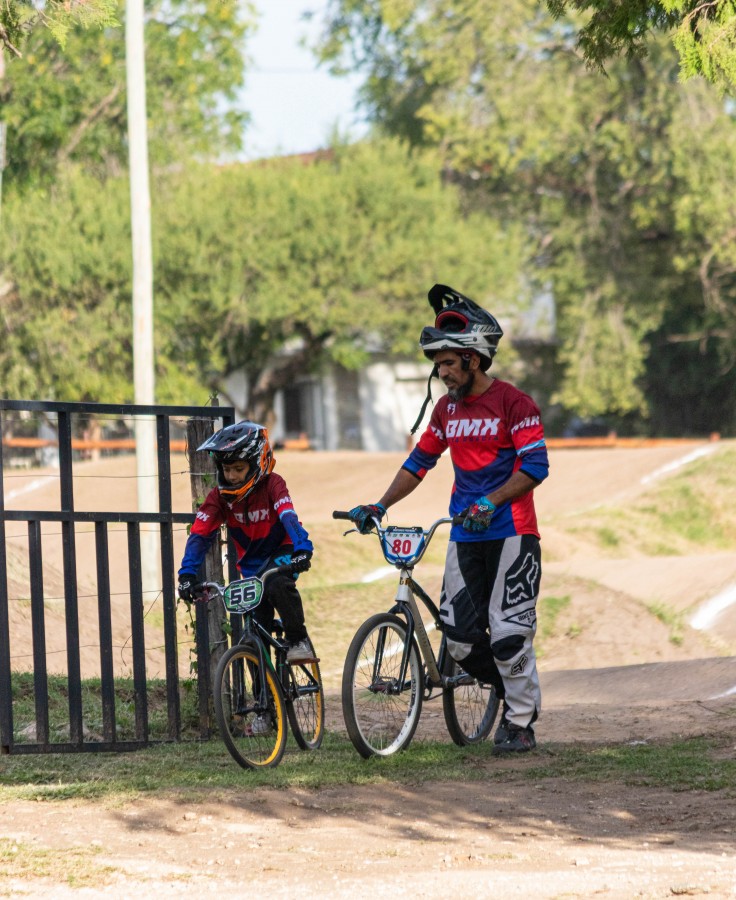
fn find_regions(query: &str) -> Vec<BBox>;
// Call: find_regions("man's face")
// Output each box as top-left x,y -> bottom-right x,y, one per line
434,350 -> 475,401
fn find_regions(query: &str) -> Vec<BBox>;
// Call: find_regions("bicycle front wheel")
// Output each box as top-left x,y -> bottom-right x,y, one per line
214,643 -> 287,769
342,613 -> 424,759
442,650 -> 499,746
285,656 -> 325,751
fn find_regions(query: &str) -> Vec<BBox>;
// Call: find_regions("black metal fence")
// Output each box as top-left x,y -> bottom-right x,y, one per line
0,399 -> 234,754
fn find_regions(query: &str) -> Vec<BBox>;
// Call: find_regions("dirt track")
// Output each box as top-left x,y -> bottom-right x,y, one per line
2,442 -> 736,897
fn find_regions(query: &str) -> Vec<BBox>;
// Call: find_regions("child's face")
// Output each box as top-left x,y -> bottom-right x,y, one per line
221,460 -> 250,485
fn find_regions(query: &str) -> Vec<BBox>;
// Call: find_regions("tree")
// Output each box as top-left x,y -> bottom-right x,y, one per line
0,0 -> 254,186
154,139 -> 529,420
0,0 -> 118,58
0,140 -> 528,415
317,0 -> 736,434
546,0 -> 736,95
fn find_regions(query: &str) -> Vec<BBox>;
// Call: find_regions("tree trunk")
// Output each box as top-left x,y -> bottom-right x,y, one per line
186,415 -> 226,730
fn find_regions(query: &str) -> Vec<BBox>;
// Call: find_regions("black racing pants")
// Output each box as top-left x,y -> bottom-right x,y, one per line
250,553 -> 308,645
439,535 -> 542,730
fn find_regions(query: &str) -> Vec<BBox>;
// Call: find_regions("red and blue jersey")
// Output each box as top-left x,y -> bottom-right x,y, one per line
403,379 -> 549,541
179,472 -> 313,578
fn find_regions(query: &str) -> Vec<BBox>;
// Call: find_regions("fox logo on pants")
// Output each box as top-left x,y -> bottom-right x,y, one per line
503,552 -> 540,609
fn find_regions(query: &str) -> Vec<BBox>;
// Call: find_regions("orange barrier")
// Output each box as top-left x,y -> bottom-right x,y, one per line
2,436 -> 314,452
1,434 -> 719,452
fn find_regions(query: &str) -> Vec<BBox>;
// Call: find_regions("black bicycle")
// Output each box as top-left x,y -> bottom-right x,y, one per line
200,564 -> 324,770
333,511 -> 500,758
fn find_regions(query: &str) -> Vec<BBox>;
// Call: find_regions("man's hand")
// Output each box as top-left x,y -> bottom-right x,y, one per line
462,496 -> 496,533
177,573 -> 200,603
348,503 -> 386,534
290,550 -> 313,573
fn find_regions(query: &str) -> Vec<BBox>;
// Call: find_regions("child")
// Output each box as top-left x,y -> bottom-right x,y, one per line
177,420 -> 314,663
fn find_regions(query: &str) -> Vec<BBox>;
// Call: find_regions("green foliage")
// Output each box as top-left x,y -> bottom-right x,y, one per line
0,0 -> 118,57
152,138 -> 528,414
0,168 -> 135,401
0,0 -> 254,186
317,1 -> 736,433
0,139 -> 523,410
546,0 -> 736,95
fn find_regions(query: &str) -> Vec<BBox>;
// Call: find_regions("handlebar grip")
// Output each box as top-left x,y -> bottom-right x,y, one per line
332,510 -> 352,520
452,514 -> 466,526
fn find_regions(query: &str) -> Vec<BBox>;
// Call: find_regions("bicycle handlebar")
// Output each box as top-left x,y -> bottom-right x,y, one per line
332,510 -> 465,527
332,509 -> 467,567
197,562 -> 295,602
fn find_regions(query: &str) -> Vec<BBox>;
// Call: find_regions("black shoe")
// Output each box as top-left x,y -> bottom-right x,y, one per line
492,724 -> 536,755
493,704 -> 510,745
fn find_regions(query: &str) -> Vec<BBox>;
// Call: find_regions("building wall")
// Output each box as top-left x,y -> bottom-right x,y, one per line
223,359 -> 432,452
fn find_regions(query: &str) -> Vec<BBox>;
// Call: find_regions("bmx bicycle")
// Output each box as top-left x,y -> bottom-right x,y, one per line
333,511 -> 500,758
199,564 -> 324,770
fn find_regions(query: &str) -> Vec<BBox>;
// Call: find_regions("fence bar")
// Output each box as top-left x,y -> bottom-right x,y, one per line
0,413 -> 13,752
58,411 -> 83,747
28,521 -> 49,747
0,401 -> 235,754
156,414 -> 180,740
127,523 -> 149,742
95,522 -> 116,744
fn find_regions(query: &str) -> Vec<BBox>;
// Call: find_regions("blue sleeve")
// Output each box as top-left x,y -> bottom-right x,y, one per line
519,445 -> 549,484
280,510 -> 313,554
179,531 -> 219,577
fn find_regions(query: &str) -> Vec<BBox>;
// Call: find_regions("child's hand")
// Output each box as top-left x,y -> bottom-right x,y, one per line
177,573 -> 200,602
290,550 -> 312,573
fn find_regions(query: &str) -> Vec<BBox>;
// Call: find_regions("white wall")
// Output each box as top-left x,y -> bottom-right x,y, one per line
359,361 -> 431,452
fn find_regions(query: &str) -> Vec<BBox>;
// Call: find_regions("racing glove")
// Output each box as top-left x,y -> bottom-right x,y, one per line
290,550 -> 313,573
177,573 -> 200,603
462,496 -> 496,533
348,502 -> 386,534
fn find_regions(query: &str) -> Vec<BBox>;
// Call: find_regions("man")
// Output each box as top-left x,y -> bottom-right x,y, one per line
348,284 -> 549,754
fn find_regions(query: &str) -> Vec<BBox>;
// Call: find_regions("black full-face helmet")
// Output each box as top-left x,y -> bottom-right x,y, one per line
419,283 -> 503,372
197,420 -> 274,503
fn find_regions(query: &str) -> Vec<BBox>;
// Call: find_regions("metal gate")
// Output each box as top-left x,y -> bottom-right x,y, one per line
0,399 -> 235,754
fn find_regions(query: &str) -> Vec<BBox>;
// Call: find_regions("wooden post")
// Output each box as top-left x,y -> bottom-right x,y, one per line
185,414 -> 227,729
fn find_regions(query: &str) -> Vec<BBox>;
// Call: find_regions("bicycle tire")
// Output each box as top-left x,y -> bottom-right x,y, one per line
342,612 -> 424,759
285,656 -> 325,751
214,643 -> 288,769
441,650 -> 499,746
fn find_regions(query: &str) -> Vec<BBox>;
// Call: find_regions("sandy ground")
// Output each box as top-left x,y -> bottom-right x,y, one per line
2,441 -> 736,897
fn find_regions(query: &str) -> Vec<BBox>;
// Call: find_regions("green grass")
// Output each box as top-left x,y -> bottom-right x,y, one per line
0,838 -> 120,887
9,671 -> 202,744
537,594 -> 571,644
0,732 -> 733,802
646,601 -> 686,646
565,447 -> 736,555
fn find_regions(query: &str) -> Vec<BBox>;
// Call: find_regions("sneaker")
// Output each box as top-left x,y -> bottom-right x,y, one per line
493,704 -> 510,746
250,713 -> 272,736
491,723 -> 536,756
287,638 -> 315,663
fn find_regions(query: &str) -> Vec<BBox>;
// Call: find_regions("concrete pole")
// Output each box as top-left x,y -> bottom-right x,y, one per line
0,49 -> 6,228
125,0 -> 159,594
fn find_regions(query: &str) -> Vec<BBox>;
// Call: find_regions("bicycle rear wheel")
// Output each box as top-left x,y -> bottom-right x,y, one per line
285,656 -> 325,751
214,643 -> 287,769
441,650 -> 499,746
342,613 -> 424,759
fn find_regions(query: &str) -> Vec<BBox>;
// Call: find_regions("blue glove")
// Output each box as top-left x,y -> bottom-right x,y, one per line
290,550 -> 313,573
348,503 -> 387,534
462,496 -> 496,533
